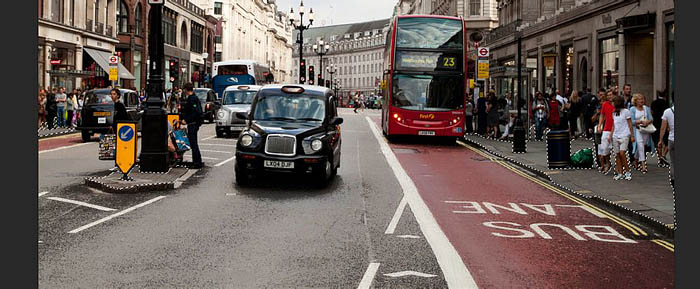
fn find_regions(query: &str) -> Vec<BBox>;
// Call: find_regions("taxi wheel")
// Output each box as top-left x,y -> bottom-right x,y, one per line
81,131 -> 92,142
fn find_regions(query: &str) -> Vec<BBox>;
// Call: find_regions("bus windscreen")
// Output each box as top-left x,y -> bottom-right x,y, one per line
391,74 -> 464,111
396,17 -> 463,49
217,65 -> 248,75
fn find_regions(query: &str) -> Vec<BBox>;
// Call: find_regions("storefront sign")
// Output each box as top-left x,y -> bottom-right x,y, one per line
544,56 -> 556,68
50,59 -> 62,65
477,60 -> 489,80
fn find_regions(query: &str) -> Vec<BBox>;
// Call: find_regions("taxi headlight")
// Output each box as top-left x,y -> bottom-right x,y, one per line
240,134 -> 253,147
311,139 -> 323,151
217,110 -> 226,119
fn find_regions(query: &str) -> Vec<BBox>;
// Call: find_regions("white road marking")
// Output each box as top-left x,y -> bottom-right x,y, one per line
226,193 -> 237,196
214,156 -> 236,167
202,135 -> 216,141
200,149 -> 233,154
173,169 -> 199,189
384,196 -> 408,234
39,191 -> 49,197
396,235 -> 422,239
384,271 -> 438,278
39,142 -> 91,154
357,262 -> 380,289
199,143 -> 237,147
366,116 -> 478,289
68,196 -> 166,234
47,197 -> 116,211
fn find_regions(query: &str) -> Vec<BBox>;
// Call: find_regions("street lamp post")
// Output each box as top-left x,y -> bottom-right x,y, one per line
512,28 -> 526,153
202,52 -> 209,88
314,40 -> 330,84
289,1 -> 313,84
139,1 -> 169,172
326,64 -> 336,89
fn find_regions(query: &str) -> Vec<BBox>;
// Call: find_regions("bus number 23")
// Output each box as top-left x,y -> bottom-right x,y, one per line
443,57 -> 455,67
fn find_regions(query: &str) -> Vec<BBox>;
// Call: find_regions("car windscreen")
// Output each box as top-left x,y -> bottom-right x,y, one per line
85,92 -> 113,105
194,90 -> 208,104
223,90 -> 257,105
391,74 -> 464,111
252,93 -> 325,122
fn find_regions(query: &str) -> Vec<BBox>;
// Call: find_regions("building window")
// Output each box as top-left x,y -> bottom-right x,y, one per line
191,23 -> 204,53
69,0 -> 75,26
163,13 -> 176,46
214,2 -> 222,15
51,0 -> 64,22
135,3 -> 142,36
180,22 -> 188,49
117,0 -> 129,34
469,0 -> 481,16
215,51 -> 222,62
599,37 -> 619,90
94,0 -> 99,24
38,44 -> 45,88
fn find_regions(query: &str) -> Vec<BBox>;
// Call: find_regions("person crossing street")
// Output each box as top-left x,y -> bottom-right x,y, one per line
180,83 -> 203,169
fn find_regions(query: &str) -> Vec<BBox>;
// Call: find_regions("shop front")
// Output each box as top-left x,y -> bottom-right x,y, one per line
48,42 -> 77,90
82,47 -> 136,89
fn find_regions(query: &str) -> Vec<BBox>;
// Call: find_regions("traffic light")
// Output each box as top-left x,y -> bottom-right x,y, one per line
308,66 -> 315,85
299,59 -> 306,83
169,60 -> 179,80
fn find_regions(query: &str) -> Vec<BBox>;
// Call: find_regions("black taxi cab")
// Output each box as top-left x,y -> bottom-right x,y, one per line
77,88 -> 142,142
234,85 -> 343,187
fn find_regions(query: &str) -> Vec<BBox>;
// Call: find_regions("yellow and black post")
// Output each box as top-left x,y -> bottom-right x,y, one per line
116,121 -> 138,180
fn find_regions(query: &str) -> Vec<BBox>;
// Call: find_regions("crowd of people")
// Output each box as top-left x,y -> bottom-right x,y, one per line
350,93 -> 382,113
466,84 -> 675,183
38,87 -> 85,130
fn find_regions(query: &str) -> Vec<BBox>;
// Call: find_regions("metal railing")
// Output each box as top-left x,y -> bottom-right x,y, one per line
96,22 -> 104,34
86,19 -> 93,32
106,24 -> 113,37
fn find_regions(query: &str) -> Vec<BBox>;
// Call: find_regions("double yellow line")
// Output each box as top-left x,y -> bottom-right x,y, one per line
456,140 -> 674,252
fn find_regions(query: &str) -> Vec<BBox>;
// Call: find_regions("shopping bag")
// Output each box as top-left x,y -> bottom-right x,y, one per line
172,129 -> 190,152
570,148 -> 594,168
98,133 -> 117,160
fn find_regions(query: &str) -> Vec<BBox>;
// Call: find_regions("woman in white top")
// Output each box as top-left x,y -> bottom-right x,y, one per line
629,93 -> 654,173
609,95 -> 635,180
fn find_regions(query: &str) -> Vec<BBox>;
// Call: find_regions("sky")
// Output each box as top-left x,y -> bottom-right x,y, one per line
277,0 -> 398,27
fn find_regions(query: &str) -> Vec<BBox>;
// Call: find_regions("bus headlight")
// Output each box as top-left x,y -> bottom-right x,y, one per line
240,134 -> 253,147
311,139 -> 323,151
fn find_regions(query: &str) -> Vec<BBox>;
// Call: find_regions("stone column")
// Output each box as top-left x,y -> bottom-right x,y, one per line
75,44 -> 83,88
618,31 -> 626,91
45,39 -> 54,89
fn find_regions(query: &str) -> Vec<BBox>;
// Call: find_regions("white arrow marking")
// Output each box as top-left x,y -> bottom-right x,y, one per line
383,271 -> 438,278
47,197 -> 116,211
68,196 -> 166,233
396,235 -> 421,239
357,262 -> 380,289
39,191 -> 49,197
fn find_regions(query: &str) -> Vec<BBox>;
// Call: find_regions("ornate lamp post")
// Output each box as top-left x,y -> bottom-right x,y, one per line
289,1 -> 313,84
512,27 -> 526,153
326,64 -> 336,89
314,40 -> 330,84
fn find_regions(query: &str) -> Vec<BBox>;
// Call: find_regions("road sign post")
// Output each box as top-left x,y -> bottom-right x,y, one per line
109,55 -> 119,85
116,122 -> 138,180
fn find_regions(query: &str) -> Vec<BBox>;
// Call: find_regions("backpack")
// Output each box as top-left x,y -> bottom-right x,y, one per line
571,148 -> 594,168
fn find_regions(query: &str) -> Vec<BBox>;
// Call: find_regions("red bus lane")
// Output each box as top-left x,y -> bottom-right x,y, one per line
39,134 -> 84,152
374,120 -> 674,288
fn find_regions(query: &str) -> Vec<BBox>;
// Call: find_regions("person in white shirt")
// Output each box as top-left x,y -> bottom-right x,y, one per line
555,89 -> 567,107
659,105 -> 675,185
609,95 -> 635,180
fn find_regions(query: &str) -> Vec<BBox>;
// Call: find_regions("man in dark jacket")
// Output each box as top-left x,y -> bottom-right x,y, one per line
110,88 -> 130,132
180,83 -> 203,168
46,88 -> 58,129
581,88 -> 600,139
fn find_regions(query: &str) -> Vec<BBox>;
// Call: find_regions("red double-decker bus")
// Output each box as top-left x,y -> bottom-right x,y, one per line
380,15 -> 466,139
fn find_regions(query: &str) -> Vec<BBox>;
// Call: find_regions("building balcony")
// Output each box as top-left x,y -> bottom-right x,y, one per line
96,22 -> 104,34
86,19 -> 94,32
106,24 -> 113,37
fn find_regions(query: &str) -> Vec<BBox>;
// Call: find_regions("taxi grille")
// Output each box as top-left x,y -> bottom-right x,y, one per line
265,135 -> 296,156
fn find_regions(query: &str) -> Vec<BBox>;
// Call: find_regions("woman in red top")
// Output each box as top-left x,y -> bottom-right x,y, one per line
547,93 -> 560,129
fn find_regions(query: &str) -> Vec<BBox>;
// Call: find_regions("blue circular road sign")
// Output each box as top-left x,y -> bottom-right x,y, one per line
118,126 -> 134,142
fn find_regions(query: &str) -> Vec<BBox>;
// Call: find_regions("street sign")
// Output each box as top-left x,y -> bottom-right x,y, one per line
116,122 -> 138,175
469,79 -> 475,89
109,67 -> 119,81
181,67 -> 186,73
477,59 -> 489,80
167,114 -> 180,130
478,47 -> 490,58
109,55 -> 119,64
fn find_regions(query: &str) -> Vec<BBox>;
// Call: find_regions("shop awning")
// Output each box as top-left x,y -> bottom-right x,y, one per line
83,47 -> 136,80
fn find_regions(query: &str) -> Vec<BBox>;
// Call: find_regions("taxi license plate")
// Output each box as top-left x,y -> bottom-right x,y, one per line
93,111 -> 111,117
97,117 -> 106,124
418,131 -> 435,136
264,160 -> 294,169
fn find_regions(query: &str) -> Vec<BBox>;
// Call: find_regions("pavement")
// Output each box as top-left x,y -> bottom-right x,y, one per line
463,133 -> 676,237
85,166 -> 191,194
38,126 -> 77,139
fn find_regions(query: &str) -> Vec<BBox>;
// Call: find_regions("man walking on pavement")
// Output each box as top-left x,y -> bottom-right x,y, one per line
180,82 -> 203,169
582,88 -> 599,139
46,88 -> 58,129
623,84 -> 633,109
55,87 -> 67,127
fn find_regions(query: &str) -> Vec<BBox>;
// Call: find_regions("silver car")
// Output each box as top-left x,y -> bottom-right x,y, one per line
215,85 -> 261,138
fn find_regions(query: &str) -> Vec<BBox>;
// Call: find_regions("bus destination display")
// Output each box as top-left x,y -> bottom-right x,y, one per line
395,51 -> 462,71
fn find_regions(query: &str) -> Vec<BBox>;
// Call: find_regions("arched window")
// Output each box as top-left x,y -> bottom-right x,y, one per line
135,3 -> 142,35
117,0 -> 129,33
180,22 -> 188,49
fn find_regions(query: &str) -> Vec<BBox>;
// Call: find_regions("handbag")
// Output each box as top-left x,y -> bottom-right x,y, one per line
638,114 -> 657,134
98,133 -> 117,160
172,129 -> 191,152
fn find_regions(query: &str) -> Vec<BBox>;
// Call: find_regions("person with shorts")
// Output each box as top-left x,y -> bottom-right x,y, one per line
609,95 -> 635,180
597,89 -> 615,174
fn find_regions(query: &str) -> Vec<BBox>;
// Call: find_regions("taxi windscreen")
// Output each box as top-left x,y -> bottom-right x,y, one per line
85,92 -> 114,105
252,93 -> 325,122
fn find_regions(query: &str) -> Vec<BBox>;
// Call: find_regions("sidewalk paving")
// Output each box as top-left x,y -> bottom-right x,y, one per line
38,127 -> 77,139
463,134 -> 675,237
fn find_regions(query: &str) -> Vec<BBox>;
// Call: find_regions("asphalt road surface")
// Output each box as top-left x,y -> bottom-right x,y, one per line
38,108 -> 673,288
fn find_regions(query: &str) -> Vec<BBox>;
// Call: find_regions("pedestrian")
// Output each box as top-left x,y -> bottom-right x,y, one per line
487,92 -> 500,138
38,89 -> 47,127
597,89 -> 615,174
353,94 -> 360,113
465,94 -> 474,133
582,88 -> 601,139
568,91 -> 583,139
46,88 -> 57,129
651,90 -> 670,167
609,95 -> 635,180
591,103 -> 602,168
547,93 -> 560,130
180,82 -> 203,169
622,84 -> 633,109
66,89 -> 76,128
55,87 -> 67,127
476,92 -> 488,135
658,101 -> 675,187
75,93 -> 83,126
532,92 -> 549,141
629,93 -> 654,174
110,88 -> 130,133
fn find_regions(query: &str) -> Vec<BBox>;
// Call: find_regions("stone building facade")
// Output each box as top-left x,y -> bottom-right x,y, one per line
483,0 -> 674,105
191,0 -> 294,83
291,19 -> 390,100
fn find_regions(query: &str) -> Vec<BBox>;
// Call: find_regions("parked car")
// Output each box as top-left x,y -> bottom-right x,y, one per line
234,85 -> 343,187
194,88 -> 220,123
77,88 -> 142,142
215,85 -> 261,138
